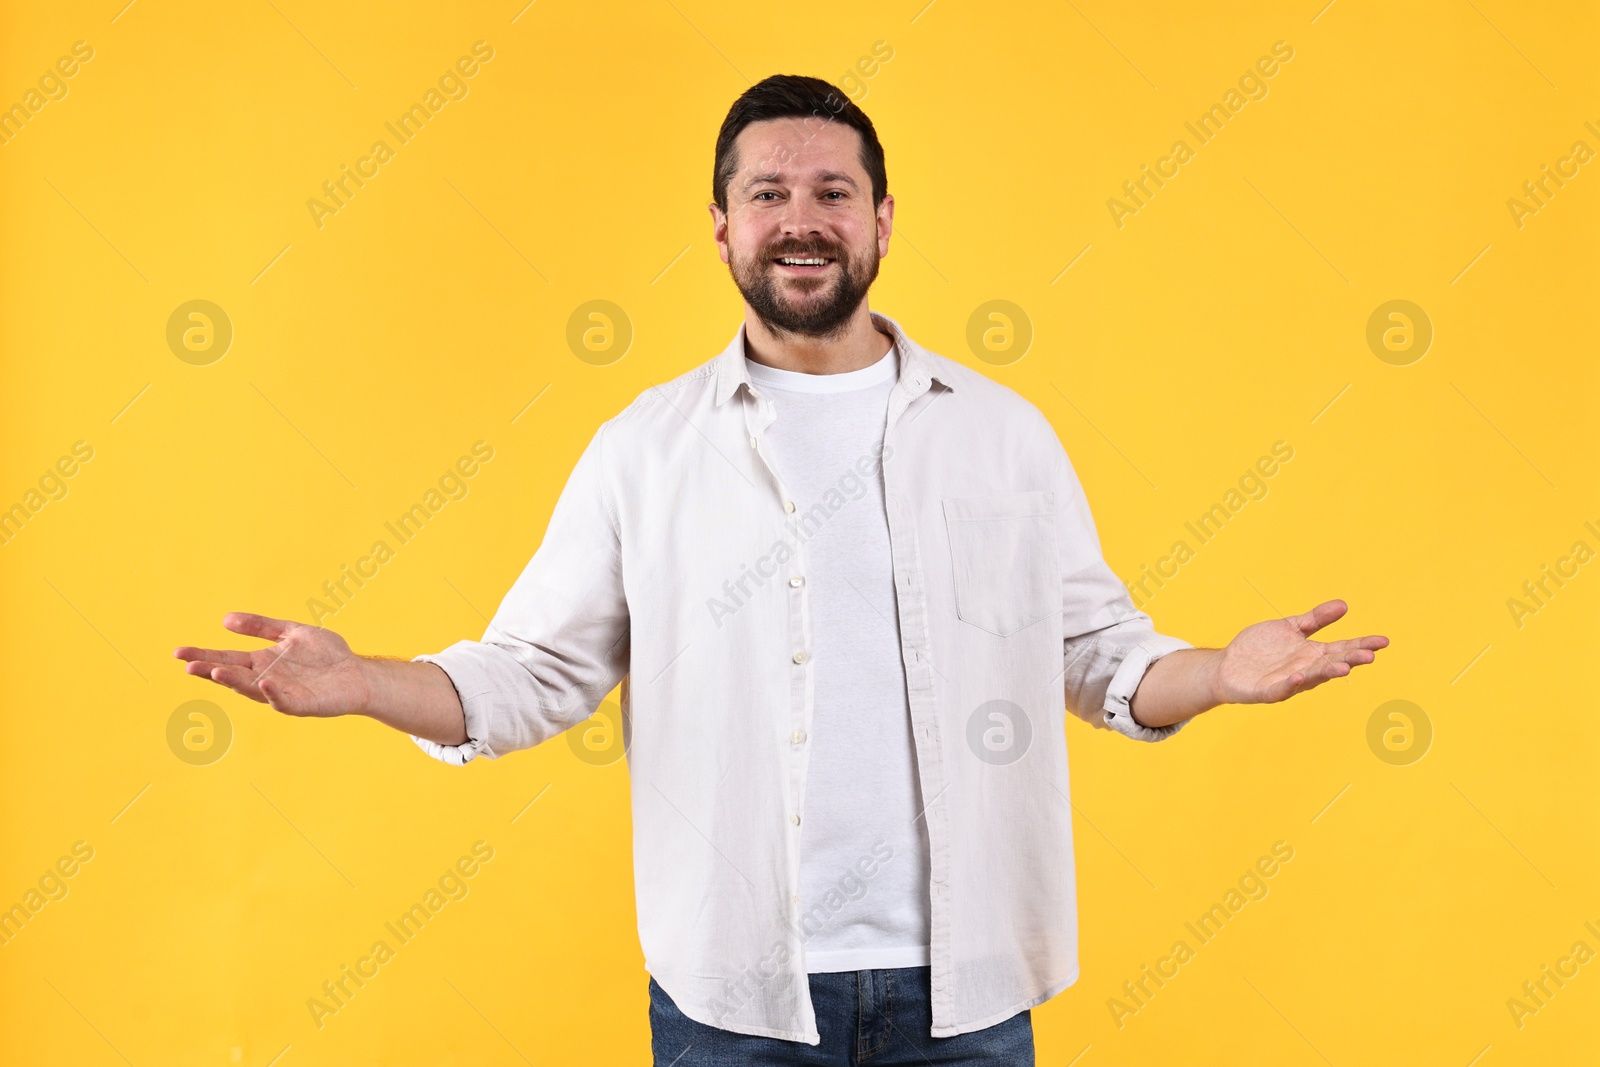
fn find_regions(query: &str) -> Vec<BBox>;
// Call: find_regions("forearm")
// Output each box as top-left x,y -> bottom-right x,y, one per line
359,657 -> 469,745
1128,647 -> 1224,729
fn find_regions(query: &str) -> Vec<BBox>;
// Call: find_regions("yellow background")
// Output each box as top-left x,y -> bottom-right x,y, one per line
2,0 -> 1596,1063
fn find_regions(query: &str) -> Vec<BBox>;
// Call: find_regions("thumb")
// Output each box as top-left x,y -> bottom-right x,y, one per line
259,673 -> 286,708
1294,599 -> 1348,637
1265,671 -> 1303,704
225,611 -> 296,643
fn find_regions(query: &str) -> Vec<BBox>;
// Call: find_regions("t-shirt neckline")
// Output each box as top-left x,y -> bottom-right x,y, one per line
745,339 -> 898,394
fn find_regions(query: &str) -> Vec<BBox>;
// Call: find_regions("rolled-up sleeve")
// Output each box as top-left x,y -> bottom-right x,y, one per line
1051,435 -> 1192,742
411,420 -> 630,764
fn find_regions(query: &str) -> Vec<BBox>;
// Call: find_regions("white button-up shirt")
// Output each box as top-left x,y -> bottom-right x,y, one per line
411,310 -> 1192,1043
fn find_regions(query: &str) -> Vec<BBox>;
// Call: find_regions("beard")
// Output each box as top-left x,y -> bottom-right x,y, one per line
728,231 -> 881,339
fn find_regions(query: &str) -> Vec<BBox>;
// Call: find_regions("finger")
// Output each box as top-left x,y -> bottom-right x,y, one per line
256,673 -> 312,716
1263,671 -> 1304,703
1315,639 -> 1387,662
173,646 -> 255,666
223,611 -> 294,642
1267,658 -> 1351,702
209,664 -> 267,703
257,673 -> 292,711
1293,599 -> 1349,637
1320,635 -> 1389,656
185,661 -> 264,701
1299,658 -> 1352,690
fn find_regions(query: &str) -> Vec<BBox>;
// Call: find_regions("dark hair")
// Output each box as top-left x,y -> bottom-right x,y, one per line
711,74 -> 888,215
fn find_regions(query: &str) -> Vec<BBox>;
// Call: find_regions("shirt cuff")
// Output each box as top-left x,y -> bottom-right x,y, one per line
1101,642 -> 1189,743
408,643 -> 493,765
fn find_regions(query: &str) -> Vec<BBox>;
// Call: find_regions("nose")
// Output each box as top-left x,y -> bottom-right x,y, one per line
778,195 -> 826,240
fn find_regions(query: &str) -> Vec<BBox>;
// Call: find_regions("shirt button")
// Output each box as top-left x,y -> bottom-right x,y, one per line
791,730 -> 806,744
789,576 -> 804,588
792,651 -> 807,664
790,814 -> 801,826
784,500 -> 796,513
749,435 -> 757,448
791,893 -> 800,904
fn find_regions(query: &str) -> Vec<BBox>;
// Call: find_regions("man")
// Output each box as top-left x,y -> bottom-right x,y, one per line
175,75 -> 1387,1065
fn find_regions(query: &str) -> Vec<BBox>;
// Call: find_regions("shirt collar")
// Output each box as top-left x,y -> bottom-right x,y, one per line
713,310 -> 955,406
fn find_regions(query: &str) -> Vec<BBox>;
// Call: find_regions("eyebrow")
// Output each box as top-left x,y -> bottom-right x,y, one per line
743,170 -> 860,192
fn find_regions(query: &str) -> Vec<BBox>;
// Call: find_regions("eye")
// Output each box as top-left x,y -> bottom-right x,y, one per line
823,190 -> 847,200
754,191 -> 780,201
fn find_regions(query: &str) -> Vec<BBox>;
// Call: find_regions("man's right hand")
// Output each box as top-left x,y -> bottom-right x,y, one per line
174,612 -> 470,746
173,612 -> 372,717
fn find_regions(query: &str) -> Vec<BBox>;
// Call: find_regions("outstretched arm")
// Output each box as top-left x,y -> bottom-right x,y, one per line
1129,599 -> 1389,729
173,611 -> 469,746
177,420 -> 629,762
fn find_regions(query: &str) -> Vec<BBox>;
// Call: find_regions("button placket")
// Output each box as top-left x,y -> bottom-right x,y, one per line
787,577 -> 811,812
881,417 -> 955,1029
748,395 -> 801,520
777,477 -> 815,945
743,389 -> 793,512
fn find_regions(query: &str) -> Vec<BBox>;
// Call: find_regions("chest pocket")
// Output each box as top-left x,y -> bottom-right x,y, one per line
941,490 -> 1061,637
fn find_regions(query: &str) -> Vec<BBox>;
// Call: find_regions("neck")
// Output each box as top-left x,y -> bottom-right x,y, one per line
742,305 -> 893,374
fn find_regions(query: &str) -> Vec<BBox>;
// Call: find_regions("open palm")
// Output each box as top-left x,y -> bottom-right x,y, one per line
173,612 -> 370,717
1214,599 -> 1388,704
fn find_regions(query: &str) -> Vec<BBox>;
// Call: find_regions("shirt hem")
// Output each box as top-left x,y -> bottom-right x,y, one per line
804,943 -> 931,972
657,987 -> 822,1045
929,965 -> 1080,1038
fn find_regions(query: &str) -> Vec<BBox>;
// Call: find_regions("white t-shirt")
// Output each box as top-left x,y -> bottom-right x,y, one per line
744,340 -> 932,973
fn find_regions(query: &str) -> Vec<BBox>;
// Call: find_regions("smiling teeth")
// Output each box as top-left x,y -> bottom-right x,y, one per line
778,257 -> 829,265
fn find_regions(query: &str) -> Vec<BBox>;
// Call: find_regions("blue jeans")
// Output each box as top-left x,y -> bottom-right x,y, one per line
649,967 -> 1035,1066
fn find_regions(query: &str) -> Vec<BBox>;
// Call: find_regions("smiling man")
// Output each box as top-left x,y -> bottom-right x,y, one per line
175,75 -> 1387,1065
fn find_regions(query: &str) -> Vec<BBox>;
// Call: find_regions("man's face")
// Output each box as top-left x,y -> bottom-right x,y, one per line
711,117 -> 893,338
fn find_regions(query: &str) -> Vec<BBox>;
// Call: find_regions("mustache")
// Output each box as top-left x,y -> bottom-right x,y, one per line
765,241 -> 843,259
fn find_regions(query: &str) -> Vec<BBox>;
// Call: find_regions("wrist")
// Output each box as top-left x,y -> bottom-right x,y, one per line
1205,648 -> 1230,707
354,655 -> 388,718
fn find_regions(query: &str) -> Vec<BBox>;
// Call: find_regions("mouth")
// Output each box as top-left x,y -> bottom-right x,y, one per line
771,255 -> 836,274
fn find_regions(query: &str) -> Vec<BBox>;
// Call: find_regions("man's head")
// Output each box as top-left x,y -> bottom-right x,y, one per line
709,75 -> 893,340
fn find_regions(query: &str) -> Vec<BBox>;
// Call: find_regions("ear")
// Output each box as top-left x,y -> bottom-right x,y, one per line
709,202 -> 731,265
876,193 -> 895,259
